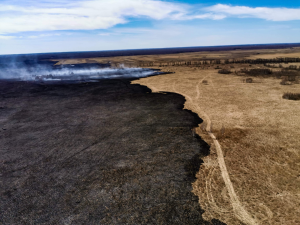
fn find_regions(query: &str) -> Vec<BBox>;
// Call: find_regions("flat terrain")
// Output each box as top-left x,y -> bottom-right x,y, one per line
0,79 -> 227,224
2,46 -> 300,225
59,46 -> 300,224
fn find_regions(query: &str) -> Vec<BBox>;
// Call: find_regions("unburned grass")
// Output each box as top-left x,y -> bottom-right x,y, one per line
134,61 -> 300,224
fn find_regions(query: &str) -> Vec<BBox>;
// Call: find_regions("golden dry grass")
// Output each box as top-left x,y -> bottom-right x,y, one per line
55,47 -> 300,225
133,64 -> 300,224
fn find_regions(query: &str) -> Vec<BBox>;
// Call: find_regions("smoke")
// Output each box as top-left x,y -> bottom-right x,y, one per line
0,61 -> 161,82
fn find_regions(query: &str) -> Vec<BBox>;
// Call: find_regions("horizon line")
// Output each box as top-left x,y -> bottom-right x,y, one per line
1,42 -> 300,58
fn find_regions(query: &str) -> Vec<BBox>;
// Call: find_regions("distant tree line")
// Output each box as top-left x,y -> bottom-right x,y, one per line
137,57 -> 300,67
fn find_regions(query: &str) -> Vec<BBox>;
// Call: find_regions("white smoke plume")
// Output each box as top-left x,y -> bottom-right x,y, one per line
0,62 -> 161,82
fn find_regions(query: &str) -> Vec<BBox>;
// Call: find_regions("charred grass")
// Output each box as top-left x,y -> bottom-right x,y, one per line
0,79 -> 224,224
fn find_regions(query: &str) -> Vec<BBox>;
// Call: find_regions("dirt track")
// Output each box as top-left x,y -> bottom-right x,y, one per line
139,77 -> 258,225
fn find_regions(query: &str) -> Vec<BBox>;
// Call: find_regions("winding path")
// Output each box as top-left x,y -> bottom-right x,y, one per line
172,80 -> 259,225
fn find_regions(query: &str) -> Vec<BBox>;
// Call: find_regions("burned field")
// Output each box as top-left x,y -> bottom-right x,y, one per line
0,79 -> 224,224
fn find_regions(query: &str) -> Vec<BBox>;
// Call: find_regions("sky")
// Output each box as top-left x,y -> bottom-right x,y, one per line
0,0 -> 300,55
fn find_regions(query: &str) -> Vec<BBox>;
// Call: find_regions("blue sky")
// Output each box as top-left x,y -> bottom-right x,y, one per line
0,0 -> 300,55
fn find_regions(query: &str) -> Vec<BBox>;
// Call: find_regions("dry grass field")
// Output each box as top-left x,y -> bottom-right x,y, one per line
55,47 -> 300,225
134,67 -> 300,225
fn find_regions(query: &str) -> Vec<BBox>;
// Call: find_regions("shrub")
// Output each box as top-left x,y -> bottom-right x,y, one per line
202,80 -> 208,85
238,68 -> 300,83
218,69 -> 231,74
289,65 -> 298,70
280,80 -> 292,85
278,72 -> 299,84
282,92 -> 300,100
242,68 -> 272,76
245,78 -> 253,83
280,76 -> 292,85
276,69 -> 299,78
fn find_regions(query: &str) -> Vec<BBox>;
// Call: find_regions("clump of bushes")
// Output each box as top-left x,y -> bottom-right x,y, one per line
241,68 -> 272,76
280,77 -> 293,85
282,92 -> 300,100
288,65 -> 298,70
277,71 -> 300,82
238,68 -> 300,85
279,73 -> 299,85
218,69 -> 231,74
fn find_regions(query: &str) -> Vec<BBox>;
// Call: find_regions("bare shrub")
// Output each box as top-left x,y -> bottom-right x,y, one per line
288,65 -> 298,70
282,92 -> 300,100
218,69 -> 231,74
238,68 -> 300,84
280,77 -> 292,85
202,80 -> 208,85
275,70 -> 299,80
242,68 -> 272,76
245,78 -> 253,83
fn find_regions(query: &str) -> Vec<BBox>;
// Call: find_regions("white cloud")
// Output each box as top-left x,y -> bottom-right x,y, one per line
1,1 -> 300,35
98,33 -> 112,36
28,33 -> 61,38
0,0 -> 190,34
0,35 -> 16,39
206,4 -> 300,21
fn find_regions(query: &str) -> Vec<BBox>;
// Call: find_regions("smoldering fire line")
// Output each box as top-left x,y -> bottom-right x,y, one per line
0,64 -> 162,82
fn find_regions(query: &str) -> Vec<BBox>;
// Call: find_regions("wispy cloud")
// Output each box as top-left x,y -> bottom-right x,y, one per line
0,0 -> 227,34
28,33 -> 61,39
0,0 -> 190,34
206,4 -> 300,21
1,1 -> 300,35
0,35 -> 16,39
